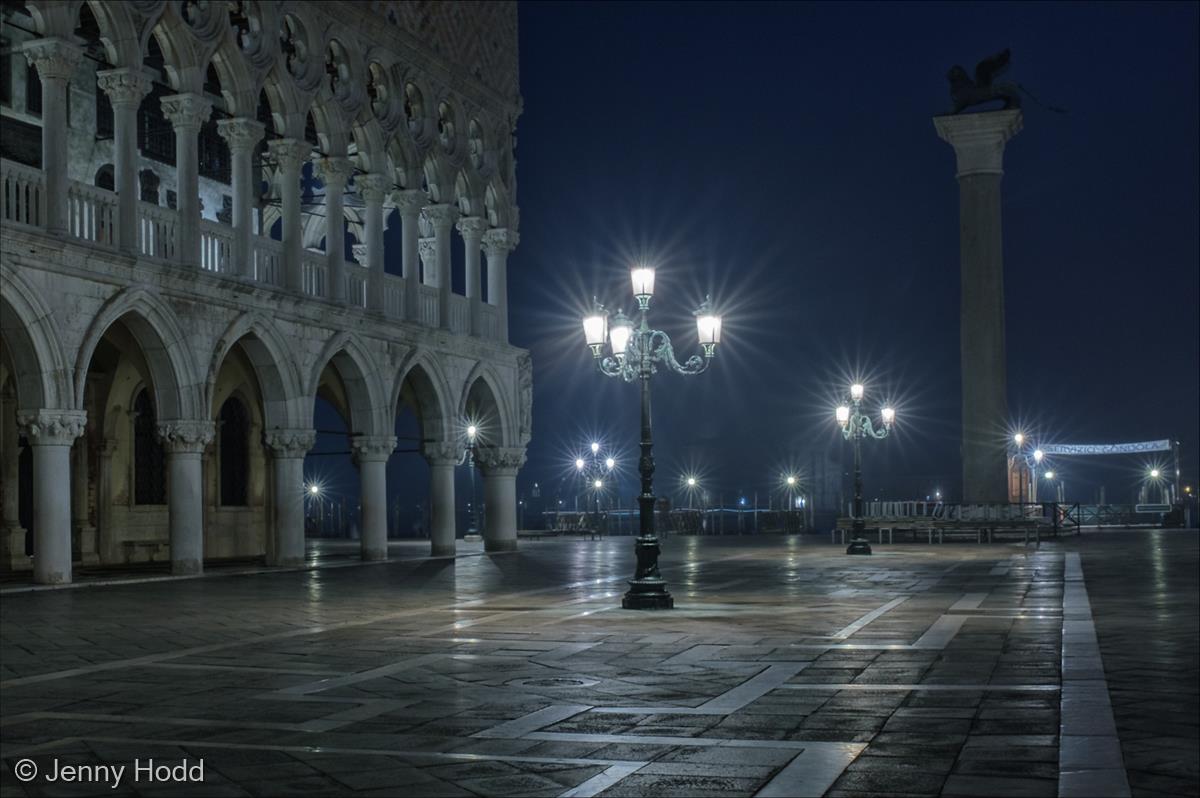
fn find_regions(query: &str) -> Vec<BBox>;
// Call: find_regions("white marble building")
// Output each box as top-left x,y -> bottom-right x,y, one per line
0,0 -> 531,584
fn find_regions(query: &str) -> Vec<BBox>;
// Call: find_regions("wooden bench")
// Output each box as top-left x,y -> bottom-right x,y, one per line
121,539 -> 170,563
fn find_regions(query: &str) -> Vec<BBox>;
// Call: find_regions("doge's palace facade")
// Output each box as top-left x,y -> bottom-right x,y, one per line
0,1 -> 530,583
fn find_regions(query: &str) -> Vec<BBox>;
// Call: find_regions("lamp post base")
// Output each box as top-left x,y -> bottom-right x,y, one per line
846,538 -> 873,555
623,579 -> 674,609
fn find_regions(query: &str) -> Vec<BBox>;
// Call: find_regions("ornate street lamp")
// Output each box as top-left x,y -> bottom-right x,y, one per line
574,441 -> 616,532
836,383 -> 894,553
582,266 -> 721,609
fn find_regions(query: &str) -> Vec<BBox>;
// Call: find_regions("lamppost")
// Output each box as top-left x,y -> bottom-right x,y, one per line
784,474 -> 800,533
1044,470 -> 1064,503
1011,433 -> 1044,506
465,424 -> 479,535
582,265 -> 722,609
836,383 -> 895,552
574,441 -> 616,532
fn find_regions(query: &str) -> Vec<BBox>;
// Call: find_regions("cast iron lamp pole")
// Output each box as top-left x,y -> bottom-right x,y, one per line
465,425 -> 478,535
582,266 -> 722,610
836,383 -> 895,542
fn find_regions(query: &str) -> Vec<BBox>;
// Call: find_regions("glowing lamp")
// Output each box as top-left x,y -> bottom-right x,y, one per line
1044,471 -> 1055,480
686,477 -> 696,487
593,479 -> 603,490
575,458 -> 585,471
850,383 -> 864,402
836,405 -> 851,426
1150,468 -> 1161,479
605,457 -> 615,470
786,475 -> 796,486
608,310 -> 634,357
309,484 -> 320,495
1033,449 -> 1044,463
1014,432 -> 1024,446
466,424 -> 477,440
582,301 -> 608,355
631,266 -> 656,300
591,441 -> 600,454
881,407 -> 895,426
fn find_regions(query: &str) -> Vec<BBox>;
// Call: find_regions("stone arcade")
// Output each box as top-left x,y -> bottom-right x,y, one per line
0,1 -> 530,583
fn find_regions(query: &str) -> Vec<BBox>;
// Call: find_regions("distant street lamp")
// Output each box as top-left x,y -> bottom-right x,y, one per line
465,424 -> 479,534
1011,433 -> 1043,506
582,265 -> 722,609
836,383 -> 895,547
575,441 -> 616,532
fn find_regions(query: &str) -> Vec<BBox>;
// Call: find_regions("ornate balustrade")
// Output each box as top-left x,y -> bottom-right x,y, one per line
67,182 -> 118,247
138,201 -> 177,261
252,237 -> 282,287
1,159 -> 45,228
448,294 -> 471,335
383,273 -> 405,318
199,219 -> 233,273
344,264 -> 368,308
301,249 -> 327,298
480,304 -> 499,340
418,284 -> 439,327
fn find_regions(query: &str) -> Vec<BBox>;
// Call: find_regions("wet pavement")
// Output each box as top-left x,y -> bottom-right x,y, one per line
1,531 -> 1196,796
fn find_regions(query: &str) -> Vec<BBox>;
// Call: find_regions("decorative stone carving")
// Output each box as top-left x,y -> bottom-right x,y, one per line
217,118 -> 267,153
423,441 -> 461,466
16,410 -> 87,446
351,435 -> 397,462
157,420 -> 216,454
421,203 -> 459,230
392,189 -> 427,217
477,446 -> 526,474
456,216 -> 489,242
23,39 -> 83,82
160,93 -> 213,133
96,68 -> 153,107
481,228 -> 519,257
316,156 -> 355,187
933,109 -> 1023,178
356,173 -> 391,203
264,429 -> 316,458
418,238 -> 438,267
352,243 -> 369,266
268,138 -> 313,172
517,352 -> 532,439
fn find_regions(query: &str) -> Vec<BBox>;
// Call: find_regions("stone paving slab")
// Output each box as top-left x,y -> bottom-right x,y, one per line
1,533 -> 1196,796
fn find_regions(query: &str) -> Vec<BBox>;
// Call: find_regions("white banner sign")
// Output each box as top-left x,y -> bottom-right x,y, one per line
1041,440 -> 1172,456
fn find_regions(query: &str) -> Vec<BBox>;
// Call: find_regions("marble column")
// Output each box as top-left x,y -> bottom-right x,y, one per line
97,438 -> 116,564
358,174 -> 391,314
934,109 -> 1023,504
457,217 -> 488,337
482,229 -> 518,343
0,390 -> 28,570
23,39 -> 82,235
268,139 -> 311,293
17,410 -> 86,585
479,448 -> 525,553
217,118 -> 266,279
97,68 -> 153,255
159,421 -> 214,575
161,93 -> 213,269
315,156 -> 353,303
352,435 -> 395,561
264,430 -> 314,567
417,237 -> 437,325
392,189 -> 425,321
422,204 -> 459,331
425,443 -> 458,558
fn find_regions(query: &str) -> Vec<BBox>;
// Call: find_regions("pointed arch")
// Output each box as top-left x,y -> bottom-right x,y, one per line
391,348 -> 455,445
0,266 -> 72,410
306,332 -> 387,435
73,286 -> 200,420
459,360 -> 515,448
205,312 -> 304,430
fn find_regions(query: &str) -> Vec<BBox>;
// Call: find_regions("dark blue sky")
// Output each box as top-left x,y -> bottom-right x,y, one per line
505,0 -> 1200,506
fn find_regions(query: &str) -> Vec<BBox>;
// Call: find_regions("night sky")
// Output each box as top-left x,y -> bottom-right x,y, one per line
315,1 -> 1199,529
503,0 -> 1199,510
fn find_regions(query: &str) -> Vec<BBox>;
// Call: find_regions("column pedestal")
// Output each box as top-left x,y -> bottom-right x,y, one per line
352,436 -> 395,561
17,410 -> 86,585
934,109 -> 1022,504
159,421 -> 214,575
265,430 -> 314,567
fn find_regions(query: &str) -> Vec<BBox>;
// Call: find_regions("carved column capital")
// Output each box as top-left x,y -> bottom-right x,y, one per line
264,428 -> 316,458
423,441 -> 462,467
16,410 -> 87,446
268,138 -> 313,172
157,420 -> 215,454
418,237 -> 438,265
351,435 -> 396,463
357,173 -> 391,204
316,156 -> 355,188
23,38 -> 83,82
477,447 -> 527,475
391,189 -> 427,217
933,109 -> 1023,178
216,117 -> 266,153
421,203 -> 459,230
482,228 -> 519,258
96,67 -> 153,107
160,92 -> 213,133
455,216 -> 489,242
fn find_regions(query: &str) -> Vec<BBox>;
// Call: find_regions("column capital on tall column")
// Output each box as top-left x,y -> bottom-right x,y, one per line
16,409 -> 86,445
264,428 -> 316,458
423,441 -> 462,467
315,155 -> 355,187
157,420 -> 215,454
391,189 -> 427,216
268,138 -> 312,171
482,228 -> 519,257
421,203 -> 459,230
351,435 -> 396,463
160,92 -> 213,133
216,117 -> 266,152
455,216 -> 489,242
23,38 -> 82,81
418,237 -> 438,264
356,173 -> 391,203
96,67 -> 153,107
477,446 -> 526,475
933,109 -> 1023,178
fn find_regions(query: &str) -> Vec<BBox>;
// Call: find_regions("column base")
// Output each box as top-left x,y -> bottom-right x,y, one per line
484,539 -> 518,553
1,525 -> 31,571
361,548 -> 387,562
430,542 -> 456,558
622,579 -> 674,610
172,559 -> 202,576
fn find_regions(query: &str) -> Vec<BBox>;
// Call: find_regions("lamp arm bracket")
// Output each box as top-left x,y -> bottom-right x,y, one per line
647,330 -> 708,376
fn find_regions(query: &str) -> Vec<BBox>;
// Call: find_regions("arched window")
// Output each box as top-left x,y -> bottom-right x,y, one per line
133,389 -> 166,504
95,164 -> 114,191
219,397 -> 249,506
